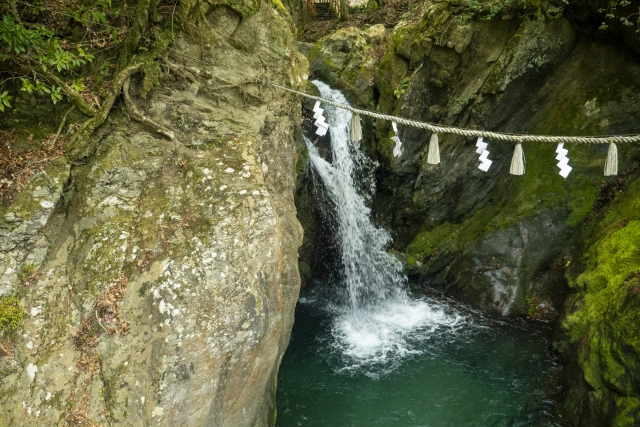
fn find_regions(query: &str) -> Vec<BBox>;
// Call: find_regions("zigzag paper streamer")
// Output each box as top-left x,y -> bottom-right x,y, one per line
556,143 -> 572,179
313,101 -> 329,136
478,149 -> 492,172
476,137 -> 492,172
476,137 -> 488,154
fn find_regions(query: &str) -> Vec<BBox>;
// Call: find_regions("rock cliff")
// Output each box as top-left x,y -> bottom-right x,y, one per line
0,1 -> 306,426
302,1 -> 640,424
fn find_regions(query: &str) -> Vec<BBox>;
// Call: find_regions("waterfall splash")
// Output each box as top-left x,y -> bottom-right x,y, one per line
305,81 -> 461,374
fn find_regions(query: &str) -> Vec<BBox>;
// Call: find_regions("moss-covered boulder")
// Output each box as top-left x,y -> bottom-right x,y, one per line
308,25 -> 387,106
0,2 -> 307,426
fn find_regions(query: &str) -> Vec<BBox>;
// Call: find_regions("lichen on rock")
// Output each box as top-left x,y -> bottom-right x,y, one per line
0,1 -> 306,426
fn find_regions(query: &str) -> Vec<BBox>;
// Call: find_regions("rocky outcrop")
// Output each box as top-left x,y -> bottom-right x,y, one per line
373,7 -> 640,317
309,2 -> 640,317
308,25 -> 387,105
0,2 -> 307,426
305,2 -> 640,424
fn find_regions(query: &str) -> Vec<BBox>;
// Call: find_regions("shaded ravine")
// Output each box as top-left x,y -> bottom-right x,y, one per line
277,81 -> 563,426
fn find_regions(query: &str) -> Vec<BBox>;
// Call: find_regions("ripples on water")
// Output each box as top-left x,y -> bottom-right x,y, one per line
280,80 -> 562,426
277,289 -> 562,427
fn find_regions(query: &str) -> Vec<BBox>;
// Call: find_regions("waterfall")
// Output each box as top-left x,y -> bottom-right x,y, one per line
306,81 -> 405,311
305,81 -> 461,373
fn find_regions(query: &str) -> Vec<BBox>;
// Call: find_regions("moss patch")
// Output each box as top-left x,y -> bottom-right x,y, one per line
406,222 -> 461,262
560,173 -> 640,421
0,297 -> 24,333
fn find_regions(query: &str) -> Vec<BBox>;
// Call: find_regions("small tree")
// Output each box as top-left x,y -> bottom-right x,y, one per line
339,0 -> 350,20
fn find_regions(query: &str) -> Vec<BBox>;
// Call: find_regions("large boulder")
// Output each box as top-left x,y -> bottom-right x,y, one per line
557,172 -> 640,426
0,2 -> 307,426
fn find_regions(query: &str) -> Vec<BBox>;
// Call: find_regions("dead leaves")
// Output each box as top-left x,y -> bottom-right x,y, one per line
0,130 -> 66,204
72,273 -> 131,352
0,341 -> 14,363
67,273 -> 130,426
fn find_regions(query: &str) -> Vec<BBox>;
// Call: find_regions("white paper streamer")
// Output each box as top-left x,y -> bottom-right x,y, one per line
478,150 -> 492,172
392,122 -> 402,157
392,136 -> 402,157
475,137 -> 492,172
476,137 -> 488,154
313,101 -> 329,136
556,143 -> 572,179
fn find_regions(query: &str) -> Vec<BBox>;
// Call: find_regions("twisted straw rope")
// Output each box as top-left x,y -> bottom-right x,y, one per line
167,49 -> 640,144
267,81 -> 640,144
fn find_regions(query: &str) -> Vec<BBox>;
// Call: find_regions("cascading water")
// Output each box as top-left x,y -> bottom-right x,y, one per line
275,81 -> 562,426
305,81 -> 460,371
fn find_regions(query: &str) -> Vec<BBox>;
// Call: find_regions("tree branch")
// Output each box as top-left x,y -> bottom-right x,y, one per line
45,73 -> 97,117
51,105 -> 75,146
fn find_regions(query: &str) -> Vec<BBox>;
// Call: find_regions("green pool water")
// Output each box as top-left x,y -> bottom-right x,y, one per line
276,289 -> 562,427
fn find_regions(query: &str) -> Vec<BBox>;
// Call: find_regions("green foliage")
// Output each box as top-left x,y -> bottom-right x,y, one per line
457,0 -> 558,22
72,0 -> 121,43
0,15 -> 94,72
598,0 -> 640,32
348,0 -> 378,14
450,94 -> 478,114
393,77 -> 411,99
17,264 -> 36,284
0,91 -> 12,112
525,296 -> 540,317
0,296 -> 24,332
0,14 -> 95,110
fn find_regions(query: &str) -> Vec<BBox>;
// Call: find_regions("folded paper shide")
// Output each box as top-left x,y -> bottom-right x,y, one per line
392,122 -> 402,157
476,137 -> 492,172
313,101 -> 329,137
298,90 -> 630,177
556,143 -> 572,179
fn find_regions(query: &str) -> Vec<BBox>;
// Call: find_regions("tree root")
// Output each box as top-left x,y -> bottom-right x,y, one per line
45,73 -> 97,117
50,105 -> 75,146
123,76 -> 176,141
65,64 -> 142,162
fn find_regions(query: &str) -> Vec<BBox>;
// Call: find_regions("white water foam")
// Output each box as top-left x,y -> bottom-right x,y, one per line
306,81 -> 463,373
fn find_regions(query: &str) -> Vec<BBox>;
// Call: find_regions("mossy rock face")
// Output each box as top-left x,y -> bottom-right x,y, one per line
0,158 -> 70,296
359,1 -> 640,317
0,3 -> 307,426
557,173 -> 640,425
308,25 -> 387,106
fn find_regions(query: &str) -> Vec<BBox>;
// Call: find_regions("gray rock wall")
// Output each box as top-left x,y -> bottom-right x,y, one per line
0,2 -> 307,426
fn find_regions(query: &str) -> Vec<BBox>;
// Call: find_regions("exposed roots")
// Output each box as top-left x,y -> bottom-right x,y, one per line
123,76 -> 176,141
66,63 -> 142,162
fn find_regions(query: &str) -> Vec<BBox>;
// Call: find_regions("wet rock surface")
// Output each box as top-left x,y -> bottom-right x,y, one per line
302,2 -> 640,424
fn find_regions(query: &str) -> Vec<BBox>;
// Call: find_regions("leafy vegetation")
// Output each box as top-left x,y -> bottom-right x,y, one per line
0,0 -> 194,162
393,76 -> 411,99
598,0 -> 640,32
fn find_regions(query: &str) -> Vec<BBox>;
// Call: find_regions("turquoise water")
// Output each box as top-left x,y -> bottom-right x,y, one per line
276,289 -> 562,427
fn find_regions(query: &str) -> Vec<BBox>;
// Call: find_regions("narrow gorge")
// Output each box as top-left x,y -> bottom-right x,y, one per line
1,0 -> 639,426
